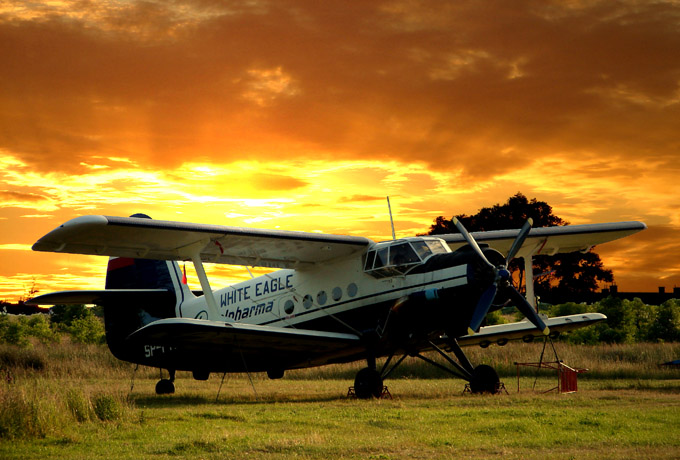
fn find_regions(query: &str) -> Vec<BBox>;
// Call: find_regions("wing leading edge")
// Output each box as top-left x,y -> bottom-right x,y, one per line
32,215 -> 373,269
451,313 -> 607,348
440,221 -> 646,258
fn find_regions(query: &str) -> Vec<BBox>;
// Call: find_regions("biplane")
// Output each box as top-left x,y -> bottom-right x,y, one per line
28,213 -> 645,397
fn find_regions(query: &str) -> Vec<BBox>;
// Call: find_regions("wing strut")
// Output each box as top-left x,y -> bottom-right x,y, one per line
191,252 -> 220,320
179,239 -> 220,320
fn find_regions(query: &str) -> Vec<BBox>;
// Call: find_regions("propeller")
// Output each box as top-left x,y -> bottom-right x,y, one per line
452,217 -> 549,336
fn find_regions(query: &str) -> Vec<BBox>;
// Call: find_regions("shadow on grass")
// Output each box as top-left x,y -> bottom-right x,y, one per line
132,392 -> 352,408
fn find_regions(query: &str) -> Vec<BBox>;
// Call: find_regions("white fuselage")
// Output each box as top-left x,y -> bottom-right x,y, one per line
177,254 -> 469,333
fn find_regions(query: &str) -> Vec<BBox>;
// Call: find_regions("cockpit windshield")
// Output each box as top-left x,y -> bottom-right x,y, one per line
363,237 -> 450,278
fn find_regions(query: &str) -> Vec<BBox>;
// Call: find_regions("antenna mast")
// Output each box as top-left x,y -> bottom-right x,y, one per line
386,196 -> 396,240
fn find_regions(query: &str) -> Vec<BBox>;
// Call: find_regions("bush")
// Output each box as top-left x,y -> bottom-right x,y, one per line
92,394 -> 122,421
0,314 -> 60,348
67,315 -> 105,344
50,304 -> 91,327
650,299 -> 680,342
2,321 -> 30,348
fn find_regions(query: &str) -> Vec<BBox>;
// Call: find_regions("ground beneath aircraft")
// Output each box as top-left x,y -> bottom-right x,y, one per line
2,341 -> 679,459
2,376 -> 680,459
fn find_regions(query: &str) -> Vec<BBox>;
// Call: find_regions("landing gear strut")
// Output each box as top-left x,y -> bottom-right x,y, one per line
155,368 -> 176,395
353,338 -> 503,397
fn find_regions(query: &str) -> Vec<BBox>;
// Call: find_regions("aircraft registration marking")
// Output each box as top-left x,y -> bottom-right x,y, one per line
144,345 -> 175,358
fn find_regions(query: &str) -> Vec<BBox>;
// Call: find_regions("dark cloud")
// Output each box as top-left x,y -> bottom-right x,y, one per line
0,190 -> 49,203
251,174 -> 307,191
0,0 -> 678,179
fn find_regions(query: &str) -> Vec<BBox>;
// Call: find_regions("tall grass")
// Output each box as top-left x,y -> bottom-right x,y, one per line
0,379 -> 135,439
0,339 -> 678,441
2,339 -> 678,382
288,341 -> 680,380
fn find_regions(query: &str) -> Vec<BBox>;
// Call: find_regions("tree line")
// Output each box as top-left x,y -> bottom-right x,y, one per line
0,304 -> 104,347
483,297 -> 680,345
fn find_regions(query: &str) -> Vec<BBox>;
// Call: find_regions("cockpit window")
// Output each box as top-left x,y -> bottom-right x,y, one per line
411,240 -> 433,260
364,238 -> 448,278
388,243 -> 420,266
364,250 -> 376,271
425,239 -> 447,254
376,248 -> 390,268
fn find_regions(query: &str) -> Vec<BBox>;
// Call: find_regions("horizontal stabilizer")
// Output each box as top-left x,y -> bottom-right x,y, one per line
26,289 -> 175,306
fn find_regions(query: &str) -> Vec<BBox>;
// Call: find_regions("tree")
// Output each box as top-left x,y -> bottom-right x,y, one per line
50,305 -> 91,327
650,299 -> 680,342
594,296 -> 636,344
426,193 -> 613,303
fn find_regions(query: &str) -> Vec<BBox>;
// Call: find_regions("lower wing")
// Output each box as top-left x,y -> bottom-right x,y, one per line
452,313 -> 606,347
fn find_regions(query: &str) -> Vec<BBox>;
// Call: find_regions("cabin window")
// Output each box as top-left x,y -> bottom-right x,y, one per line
303,294 -> 313,309
332,287 -> 343,301
317,291 -> 328,305
283,299 -> 295,315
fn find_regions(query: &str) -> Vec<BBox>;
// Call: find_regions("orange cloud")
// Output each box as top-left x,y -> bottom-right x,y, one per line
1,0 -> 679,301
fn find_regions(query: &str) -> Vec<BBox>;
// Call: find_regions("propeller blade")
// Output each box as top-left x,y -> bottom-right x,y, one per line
506,218 -> 533,263
507,287 -> 550,335
467,283 -> 498,335
452,217 -> 495,270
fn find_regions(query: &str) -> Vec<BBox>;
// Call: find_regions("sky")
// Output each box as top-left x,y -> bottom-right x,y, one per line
1,0 -> 679,302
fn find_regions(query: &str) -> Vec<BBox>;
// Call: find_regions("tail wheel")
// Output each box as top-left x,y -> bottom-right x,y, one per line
354,367 -> 383,399
469,364 -> 499,394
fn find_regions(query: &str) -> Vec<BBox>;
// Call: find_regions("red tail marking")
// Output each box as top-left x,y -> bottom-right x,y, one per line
107,257 -> 135,271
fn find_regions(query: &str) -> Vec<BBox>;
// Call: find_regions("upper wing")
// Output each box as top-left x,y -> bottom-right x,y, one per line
439,221 -> 646,258
453,313 -> 607,347
32,215 -> 373,269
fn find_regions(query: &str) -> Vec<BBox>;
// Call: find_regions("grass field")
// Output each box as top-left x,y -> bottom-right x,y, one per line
1,340 -> 679,459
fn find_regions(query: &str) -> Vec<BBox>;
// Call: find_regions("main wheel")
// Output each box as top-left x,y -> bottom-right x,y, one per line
155,378 -> 175,395
354,368 -> 383,399
469,364 -> 499,394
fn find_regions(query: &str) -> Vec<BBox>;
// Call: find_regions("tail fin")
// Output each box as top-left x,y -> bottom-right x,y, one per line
102,214 -> 194,359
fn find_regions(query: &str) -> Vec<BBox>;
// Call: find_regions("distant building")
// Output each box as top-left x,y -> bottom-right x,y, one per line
0,301 -> 48,315
598,285 -> 680,305
536,285 -> 680,306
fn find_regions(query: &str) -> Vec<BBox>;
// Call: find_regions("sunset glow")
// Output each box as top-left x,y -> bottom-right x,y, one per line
1,1 -> 679,302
